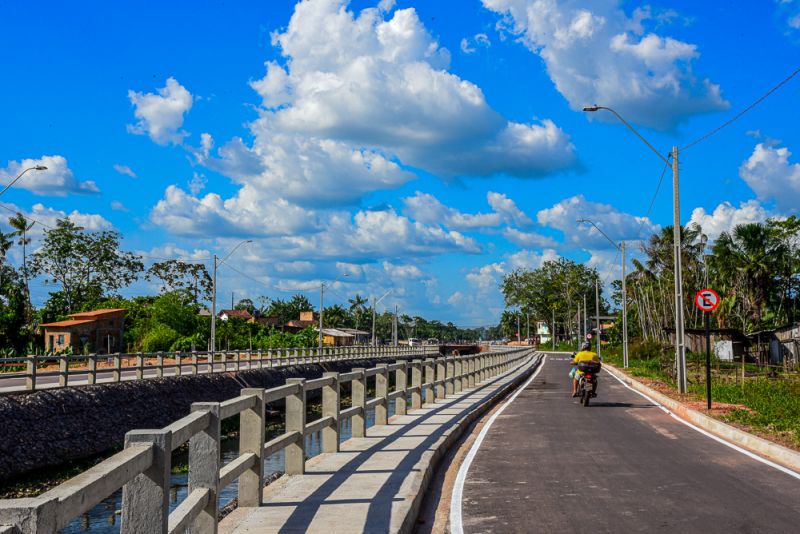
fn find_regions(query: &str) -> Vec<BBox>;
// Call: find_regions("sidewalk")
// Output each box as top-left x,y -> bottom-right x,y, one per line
220,353 -> 541,534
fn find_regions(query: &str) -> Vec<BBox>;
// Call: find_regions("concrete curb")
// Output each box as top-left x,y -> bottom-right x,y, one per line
604,363 -> 800,473
399,352 -> 543,534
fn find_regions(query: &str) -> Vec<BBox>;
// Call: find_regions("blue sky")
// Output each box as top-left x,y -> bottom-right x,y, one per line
2,0 -> 799,325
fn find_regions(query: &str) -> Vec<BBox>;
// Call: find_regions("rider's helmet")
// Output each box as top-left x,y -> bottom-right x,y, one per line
580,341 -> 592,351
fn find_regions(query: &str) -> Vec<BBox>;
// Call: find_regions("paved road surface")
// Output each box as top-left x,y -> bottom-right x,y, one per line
455,352 -> 800,533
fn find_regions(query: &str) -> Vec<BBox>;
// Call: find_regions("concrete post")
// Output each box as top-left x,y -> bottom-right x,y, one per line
351,369 -> 367,438
322,372 -> 340,453
435,358 -> 446,399
454,358 -> 462,393
479,355 -> 486,382
468,356 -> 476,388
424,359 -> 435,404
239,388 -> 265,507
285,378 -> 306,475
446,357 -> 455,395
0,495 -> 59,534
257,350 -> 263,369
191,351 -> 199,375
26,356 -> 37,391
395,360 -> 407,416
121,429 -> 171,533
136,353 -> 144,380
156,352 -> 164,378
87,354 -> 96,386
174,353 -> 182,377
59,356 -> 68,387
411,360 -> 422,409
376,364 -> 389,426
189,402 -> 220,532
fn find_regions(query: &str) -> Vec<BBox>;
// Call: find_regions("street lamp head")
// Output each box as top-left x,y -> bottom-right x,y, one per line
33,165 -> 48,171
582,106 -> 600,112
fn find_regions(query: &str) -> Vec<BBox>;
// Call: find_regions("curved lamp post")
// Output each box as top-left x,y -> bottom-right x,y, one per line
0,165 -> 48,197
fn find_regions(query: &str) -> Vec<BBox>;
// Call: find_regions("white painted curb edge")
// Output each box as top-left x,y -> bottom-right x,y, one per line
605,363 -> 800,473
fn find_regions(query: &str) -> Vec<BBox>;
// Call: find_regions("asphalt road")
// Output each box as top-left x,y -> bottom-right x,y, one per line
456,352 -> 800,533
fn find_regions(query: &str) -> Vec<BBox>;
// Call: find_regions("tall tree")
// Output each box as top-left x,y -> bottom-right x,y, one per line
29,219 -> 144,315
145,260 -> 212,305
348,294 -> 368,329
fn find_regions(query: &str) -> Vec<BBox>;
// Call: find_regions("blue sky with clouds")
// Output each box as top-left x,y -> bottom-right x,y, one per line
2,0 -> 799,325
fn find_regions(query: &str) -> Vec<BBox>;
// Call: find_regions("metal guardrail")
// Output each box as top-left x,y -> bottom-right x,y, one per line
0,347 -> 534,533
0,345 -> 441,393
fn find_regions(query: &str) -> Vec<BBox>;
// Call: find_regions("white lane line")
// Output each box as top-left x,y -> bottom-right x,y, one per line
449,355 -> 548,534
607,370 -> 800,481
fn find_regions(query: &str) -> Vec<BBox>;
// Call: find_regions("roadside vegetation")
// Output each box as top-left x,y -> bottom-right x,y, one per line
0,218 -> 483,356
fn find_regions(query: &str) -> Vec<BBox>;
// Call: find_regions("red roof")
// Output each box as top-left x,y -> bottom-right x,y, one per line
40,319 -> 96,328
69,308 -> 126,318
219,309 -> 253,320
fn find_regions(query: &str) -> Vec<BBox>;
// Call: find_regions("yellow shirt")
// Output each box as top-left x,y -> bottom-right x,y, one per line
572,351 -> 600,364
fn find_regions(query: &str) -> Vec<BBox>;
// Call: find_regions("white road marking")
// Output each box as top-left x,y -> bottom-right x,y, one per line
449,355 -> 548,534
607,370 -> 800,481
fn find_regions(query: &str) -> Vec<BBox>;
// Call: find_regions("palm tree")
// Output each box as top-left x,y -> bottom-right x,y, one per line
8,213 -> 34,316
348,294 -> 368,329
711,222 -> 786,330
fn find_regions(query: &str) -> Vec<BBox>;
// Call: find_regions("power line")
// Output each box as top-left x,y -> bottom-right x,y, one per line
681,66 -> 800,152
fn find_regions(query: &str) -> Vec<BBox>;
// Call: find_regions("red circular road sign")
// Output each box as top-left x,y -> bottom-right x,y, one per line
694,288 -> 720,312
586,333 -> 593,340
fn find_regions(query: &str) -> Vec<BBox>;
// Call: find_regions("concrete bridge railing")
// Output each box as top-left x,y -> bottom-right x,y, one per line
0,345 -> 441,393
0,347 -> 532,533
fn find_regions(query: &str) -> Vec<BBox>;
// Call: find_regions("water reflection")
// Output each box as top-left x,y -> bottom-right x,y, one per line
62,404 -> 395,533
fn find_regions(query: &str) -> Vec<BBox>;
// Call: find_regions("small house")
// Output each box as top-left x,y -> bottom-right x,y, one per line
219,309 -> 253,321
40,308 -> 126,354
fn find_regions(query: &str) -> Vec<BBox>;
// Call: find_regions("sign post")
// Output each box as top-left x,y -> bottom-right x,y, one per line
694,288 -> 720,410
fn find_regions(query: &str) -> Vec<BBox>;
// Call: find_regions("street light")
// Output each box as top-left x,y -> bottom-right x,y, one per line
699,234 -> 709,288
583,104 -> 687,393
372,289 -> 392,346
211,239 -> 253,354
0,165 -> 48,197
319,273 -> 349,353
577,218 -> 629,368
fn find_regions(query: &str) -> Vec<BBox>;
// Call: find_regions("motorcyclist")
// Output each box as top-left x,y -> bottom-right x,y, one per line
571,341 -> 601,397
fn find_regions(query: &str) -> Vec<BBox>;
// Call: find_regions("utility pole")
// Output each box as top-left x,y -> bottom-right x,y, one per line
526,311 -> 530,345
211,254 -> 217,354
595,279 -> 601,360
516,314 -> 521,344
552,308 -> 555,351
319,282 -> 324,354
583,294 -> 588,341
622,241 -> 629,369
673,146 -> 687,393
372,297 -> 377,347
577,303 -> 582,350
393,305 -> 398,346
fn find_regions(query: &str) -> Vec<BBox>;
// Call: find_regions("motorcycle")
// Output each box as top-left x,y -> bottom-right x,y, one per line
575,360 -> 601,407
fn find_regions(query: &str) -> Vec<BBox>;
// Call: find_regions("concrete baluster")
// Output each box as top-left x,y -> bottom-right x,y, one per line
87,354 -> 97,386
285,378 -> 306,475
111,352 -> 122,382
322,373 -> 340,453
351,369 -> 367,438
424,359 -> 435,404
446,357 -> 455,395
453,357 -> 462,393
239,389 -> 265,507
136,352 -> 145,380
376,364 -> 389,426
411,360 -> 422,409
156,352 -> 164,378
59,355 -> 68,387
26,355 -> 37,391
188,402 -> 220,532
191,351 -> 198,375
395,360 -> 407,416
174,352 -> 182,377
468,356 -> 476,388
435,358 -> 446,400
0,494 -> 58,533
121,429 -> 172,533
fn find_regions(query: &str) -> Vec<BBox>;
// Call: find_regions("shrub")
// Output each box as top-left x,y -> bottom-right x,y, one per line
140,324 -> 180,352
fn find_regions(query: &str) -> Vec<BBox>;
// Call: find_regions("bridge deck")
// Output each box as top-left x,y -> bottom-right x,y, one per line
220,354 -> 538,534
453,352 -> 800,533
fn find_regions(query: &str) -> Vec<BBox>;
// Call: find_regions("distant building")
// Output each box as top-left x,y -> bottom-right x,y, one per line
339,328 -> 370,344
40,308 -> 126,354
320,328 -> 355,346
285,310 -> 318,332
219,309 -> 253,321
250,316 -> 284,329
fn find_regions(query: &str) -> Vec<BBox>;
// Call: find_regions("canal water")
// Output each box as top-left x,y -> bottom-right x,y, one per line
62,404 -> 395,533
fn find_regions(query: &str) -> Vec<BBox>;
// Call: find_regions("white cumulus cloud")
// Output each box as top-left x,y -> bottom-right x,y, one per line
739,141 -> 800,213
128,77 -> 193,145
689,200 -> 771,241
113,164 -> 137,178
0,155 -> 99,196
482,0 -> 728,129
402,190 -> 530,230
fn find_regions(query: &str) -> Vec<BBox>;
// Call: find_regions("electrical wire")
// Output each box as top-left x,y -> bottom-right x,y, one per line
681,66 -> 800,152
